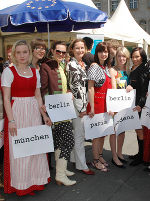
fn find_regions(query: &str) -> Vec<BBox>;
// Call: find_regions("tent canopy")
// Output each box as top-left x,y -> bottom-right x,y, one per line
93,0 -> 150,45
74,0 -> 150,46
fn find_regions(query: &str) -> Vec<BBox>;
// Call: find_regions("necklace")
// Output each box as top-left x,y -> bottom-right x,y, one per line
16,66 -> 30,74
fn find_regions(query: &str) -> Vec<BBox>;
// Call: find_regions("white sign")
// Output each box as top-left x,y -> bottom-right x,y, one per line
114,108 -> 142,135
141,107 -> 150,129
12,125 -> 54,159
0,119 -> 4,149
145,94 -> 150,109
106,89 -> 136,112
83,113 -> 115,140
45,93 -> 77,122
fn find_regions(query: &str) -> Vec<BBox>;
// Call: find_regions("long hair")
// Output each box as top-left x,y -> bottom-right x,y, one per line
115,46 -> 130,74
94,42 -> 111,67
131,47 -> 147,64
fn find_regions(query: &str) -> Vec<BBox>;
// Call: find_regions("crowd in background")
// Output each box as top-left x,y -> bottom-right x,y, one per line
0,37 -> 150,200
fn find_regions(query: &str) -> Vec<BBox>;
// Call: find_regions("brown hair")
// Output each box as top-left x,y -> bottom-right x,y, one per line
94,42 -> 111,66
106,39 -> 120,49
30,38 -> 46,51
68,39 -> 87,57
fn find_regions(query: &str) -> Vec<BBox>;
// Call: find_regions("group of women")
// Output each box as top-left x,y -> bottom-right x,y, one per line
0,38 -> 150,197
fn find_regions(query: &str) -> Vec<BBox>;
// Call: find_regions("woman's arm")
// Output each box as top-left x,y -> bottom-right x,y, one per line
35,88 -> 52,126
2,86 -> 17,136
40,64 -> 49,98
109,67 -> 117,89
88,80 -> 95,117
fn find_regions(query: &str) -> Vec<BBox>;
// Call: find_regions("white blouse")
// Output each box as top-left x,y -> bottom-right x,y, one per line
1,66 -> 41,88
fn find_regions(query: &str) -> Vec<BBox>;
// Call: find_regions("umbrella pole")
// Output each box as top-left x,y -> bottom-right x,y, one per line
47,23 -> 50,49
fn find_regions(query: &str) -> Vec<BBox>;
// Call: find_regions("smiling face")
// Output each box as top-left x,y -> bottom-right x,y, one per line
98,49 -> 108,65
33,45 -> 46,61
52,44 -> 66,63
131,50 -> 142,67
72,41 -> 85,61
15,45 -> 30,65
116,51 -> 127,67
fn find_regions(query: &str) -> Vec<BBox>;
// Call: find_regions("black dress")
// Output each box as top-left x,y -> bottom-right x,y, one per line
129,62 -> 149,112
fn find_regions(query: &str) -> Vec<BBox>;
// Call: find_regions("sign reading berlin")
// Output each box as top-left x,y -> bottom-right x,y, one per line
106,89 -> 136,112
45,93 -> 77,122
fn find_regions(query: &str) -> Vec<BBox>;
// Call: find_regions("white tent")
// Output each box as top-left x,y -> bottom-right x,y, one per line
94,0 -> 150,45
74,0 -> 150,47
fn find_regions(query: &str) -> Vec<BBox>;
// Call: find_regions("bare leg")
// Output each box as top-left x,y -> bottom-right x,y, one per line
92,138 -> 101,160
99,136 -> 109,166
92,138 -> 108,171
136,128 -> 143,140
117,132 -> 125,159
110,134 -> 122,165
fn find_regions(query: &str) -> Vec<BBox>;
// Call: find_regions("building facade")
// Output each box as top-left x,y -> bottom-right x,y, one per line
92,0 -> 150,34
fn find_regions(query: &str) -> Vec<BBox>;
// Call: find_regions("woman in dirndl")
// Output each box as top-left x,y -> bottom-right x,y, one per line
1,40 -> 52,196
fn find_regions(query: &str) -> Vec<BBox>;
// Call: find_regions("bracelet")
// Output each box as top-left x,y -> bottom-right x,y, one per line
9,120 -> 15,123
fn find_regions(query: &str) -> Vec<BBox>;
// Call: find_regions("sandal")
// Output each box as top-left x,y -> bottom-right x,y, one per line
99,154 -> 109,167
91,159 -> 108,172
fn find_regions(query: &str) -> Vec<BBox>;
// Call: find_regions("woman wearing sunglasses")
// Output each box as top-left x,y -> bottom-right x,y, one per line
66,39 -> 95,175
40,41 -> 76,186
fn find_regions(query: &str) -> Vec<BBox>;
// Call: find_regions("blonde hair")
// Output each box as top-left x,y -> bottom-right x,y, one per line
115,47 -> 130,74
11,40 -> 32,65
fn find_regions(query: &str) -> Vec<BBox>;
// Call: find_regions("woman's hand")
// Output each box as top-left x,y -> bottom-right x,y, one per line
88,109 -> 95,118
133,105 -> 141,112
108,111 -> 114,117
0,131 -> 3,138
9,122 -> 17,137
79,111 -> 87,118
126,85 -> 133,93
43,115 -> 52,126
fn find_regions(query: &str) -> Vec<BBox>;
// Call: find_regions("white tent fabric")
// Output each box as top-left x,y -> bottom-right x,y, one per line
93,0 -> 150,45
75,0 -> 150,46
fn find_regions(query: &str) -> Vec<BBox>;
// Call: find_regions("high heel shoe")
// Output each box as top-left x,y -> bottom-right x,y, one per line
82,169 -> 95,175
111,159 -> 126,169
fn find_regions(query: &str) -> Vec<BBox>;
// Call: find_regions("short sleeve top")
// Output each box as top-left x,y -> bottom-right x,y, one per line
87,63 -> 110,87
1,66 -> 41,88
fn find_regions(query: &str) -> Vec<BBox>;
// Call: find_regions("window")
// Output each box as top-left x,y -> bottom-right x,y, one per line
94,1 -> 101,10
148,0 -> 150,8
129,0 -> 138,9
111,0 -> 118,11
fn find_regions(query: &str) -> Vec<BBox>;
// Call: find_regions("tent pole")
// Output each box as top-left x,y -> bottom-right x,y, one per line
47,23 -> 50,49
122,40 -> 124,46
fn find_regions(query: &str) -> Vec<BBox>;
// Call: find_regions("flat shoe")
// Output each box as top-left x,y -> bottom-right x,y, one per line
111,159 -> 126,169
118,156 -> 128,164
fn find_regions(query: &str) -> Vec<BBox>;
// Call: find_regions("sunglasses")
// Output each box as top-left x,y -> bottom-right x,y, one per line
56,49 -> 66,55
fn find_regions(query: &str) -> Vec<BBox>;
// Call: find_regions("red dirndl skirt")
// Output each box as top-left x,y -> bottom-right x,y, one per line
143,126 -> 150,162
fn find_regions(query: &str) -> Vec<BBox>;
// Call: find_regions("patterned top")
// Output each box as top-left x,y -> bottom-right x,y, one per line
115,70 -> 128,89
66,57 -> 87,113
87,63 -> 110,87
